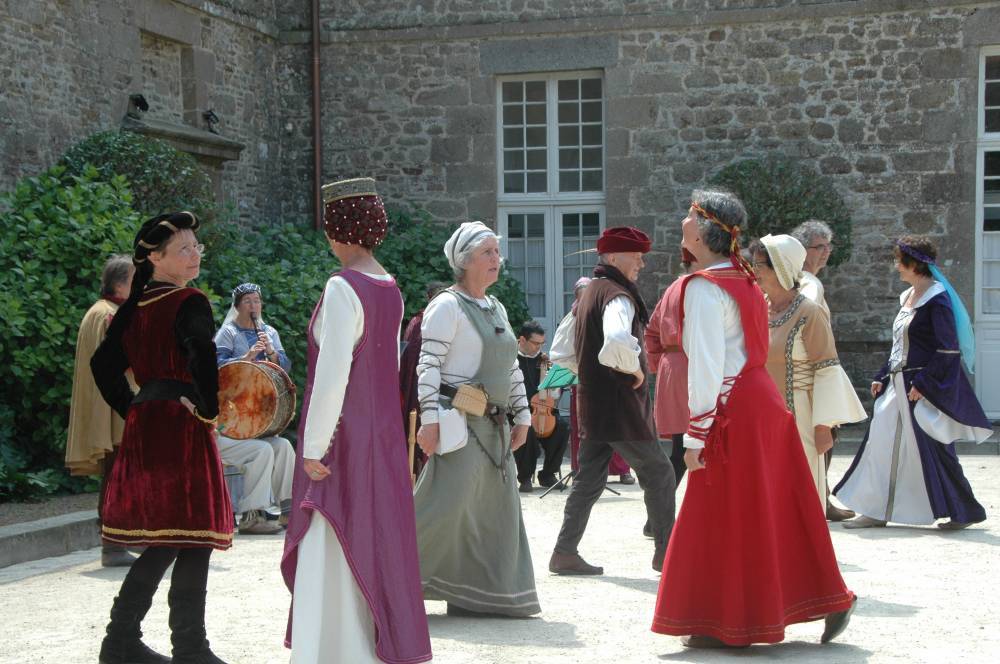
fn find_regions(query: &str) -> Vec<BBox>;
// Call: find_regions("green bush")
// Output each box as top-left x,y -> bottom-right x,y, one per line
59,130 -> 216,221
0,166 -> 139,500
708,156 -> 852,266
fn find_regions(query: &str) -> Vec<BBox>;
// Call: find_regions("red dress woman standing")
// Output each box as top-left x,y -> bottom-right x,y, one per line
92,212 -> 233,664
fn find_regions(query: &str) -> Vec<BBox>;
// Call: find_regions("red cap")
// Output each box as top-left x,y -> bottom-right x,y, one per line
596,226 -> 652,254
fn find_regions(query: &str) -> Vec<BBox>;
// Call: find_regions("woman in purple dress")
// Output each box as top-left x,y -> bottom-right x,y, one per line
280,178 -> 432,664
835,235 -> 992,530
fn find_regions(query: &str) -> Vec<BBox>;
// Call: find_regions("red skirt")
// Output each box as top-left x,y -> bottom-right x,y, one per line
652,366 -> 853,645
101,400 -> 233,549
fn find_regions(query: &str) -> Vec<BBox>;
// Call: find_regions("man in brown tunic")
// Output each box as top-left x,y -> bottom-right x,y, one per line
549,227 -> 676,575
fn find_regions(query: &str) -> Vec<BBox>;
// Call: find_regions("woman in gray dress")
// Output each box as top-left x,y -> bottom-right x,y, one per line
414,221 -> 540,618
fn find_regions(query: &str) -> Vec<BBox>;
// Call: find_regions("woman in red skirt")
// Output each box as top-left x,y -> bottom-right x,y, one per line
651,189 -> 856,649
92,212 -> 233,664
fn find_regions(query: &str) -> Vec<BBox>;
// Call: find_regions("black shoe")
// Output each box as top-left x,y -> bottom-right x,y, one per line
618,473 -> 636,485
518,480 -> 534,493
169,589 -> 228,664
100,577 -> 170,664
821,597 -> 857,644
652,538 -> 667,573
642,521 -> 653,538
537,474 -> 557,488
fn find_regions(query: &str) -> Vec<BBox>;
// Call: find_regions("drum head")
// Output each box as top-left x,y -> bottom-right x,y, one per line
218,361 -> 280,440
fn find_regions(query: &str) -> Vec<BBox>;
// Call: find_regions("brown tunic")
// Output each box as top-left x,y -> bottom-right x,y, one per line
574,277 -> 656,444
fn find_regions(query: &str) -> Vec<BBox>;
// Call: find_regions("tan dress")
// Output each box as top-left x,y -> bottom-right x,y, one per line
765,294 -> 867,506
65,299 -> 125,475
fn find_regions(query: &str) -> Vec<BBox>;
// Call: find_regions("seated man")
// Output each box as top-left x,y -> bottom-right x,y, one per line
214,282 -> 294,534
513,320 -> 569,493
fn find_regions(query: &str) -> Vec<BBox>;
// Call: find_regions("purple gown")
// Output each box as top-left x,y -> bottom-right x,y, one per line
281,270 -> 432,663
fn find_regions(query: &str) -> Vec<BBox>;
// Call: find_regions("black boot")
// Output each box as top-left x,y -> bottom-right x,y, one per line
98,577 -> 170,664
168,588 -> 228,664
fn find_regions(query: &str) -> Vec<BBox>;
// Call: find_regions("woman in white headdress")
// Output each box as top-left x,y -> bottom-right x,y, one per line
412,221 -> 540,617
750,235 -> 867,508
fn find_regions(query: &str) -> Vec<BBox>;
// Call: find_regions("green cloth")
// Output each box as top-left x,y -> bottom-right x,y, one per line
413,290 -> 540,616
538,363 -> 578,389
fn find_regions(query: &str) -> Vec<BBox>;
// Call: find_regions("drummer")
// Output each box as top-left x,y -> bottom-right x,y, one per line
214,283 -> 294,535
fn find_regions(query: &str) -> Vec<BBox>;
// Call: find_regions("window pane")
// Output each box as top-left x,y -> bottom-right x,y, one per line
558,79 -> 578,100
984,233 -> 1000,258
986,82 -> 1000,107
525,81 -> 545,102
526,172 -> 547,192
582,170 -> 603,191
987,109 -> 1000,133
582,147 -> 602,168
564,267 -> 581,286
558,102 -> 579,124
504,150 -> 524,170
563,213 -> 580,233
987,56 -> 1000,80
504,172 -> 524,193
503,104 -> 523,125
526,127 -> 546,147
559,148 -> 580,169
986,192 -> 1000,205
581,78 -> 602,99
508,242 -> 525,264
581,124 -> 602,146
559,125 -> 580,146
526,148 -> 546,170
581,213 -> 600,236
528,295 -> 545,317
526,214 -> 545,237
581,101 -> 602,123
563,240 -> 580,260
560,171 -> 580,191
527,241 -> 545,266
503,127 -> 524,148
984,260 -> 1000,287
508,214 -> 524,237
986,178 -> 1000,191
985,289 -> 1000,314
525,103 -> 546,124
502,82 -> 523,102
987,151 -> 1000,176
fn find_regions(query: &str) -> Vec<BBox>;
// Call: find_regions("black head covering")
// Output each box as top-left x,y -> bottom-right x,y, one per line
133,211 -> 200,264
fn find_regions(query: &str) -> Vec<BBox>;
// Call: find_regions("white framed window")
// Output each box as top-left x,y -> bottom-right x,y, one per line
496,71 -> 606,336
974,47 -> 1000,416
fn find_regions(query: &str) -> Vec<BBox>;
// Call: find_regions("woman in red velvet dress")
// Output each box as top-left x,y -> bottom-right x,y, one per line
652,189 -> 855,649
92,212 -> 233,664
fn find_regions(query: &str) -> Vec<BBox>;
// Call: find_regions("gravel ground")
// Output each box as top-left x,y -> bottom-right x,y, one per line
1,458 -> 998,664
0,492 -> 99,527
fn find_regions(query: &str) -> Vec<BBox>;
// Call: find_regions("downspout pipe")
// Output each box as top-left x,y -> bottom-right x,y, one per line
311,0 -> 323,230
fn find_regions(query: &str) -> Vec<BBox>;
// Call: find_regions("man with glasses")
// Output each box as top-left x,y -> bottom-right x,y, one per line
513,320 -> 569,492
791,220 -> 855,522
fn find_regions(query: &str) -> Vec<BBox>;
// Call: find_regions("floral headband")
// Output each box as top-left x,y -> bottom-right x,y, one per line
689,202 -> 755,279
896,240 -> 936,265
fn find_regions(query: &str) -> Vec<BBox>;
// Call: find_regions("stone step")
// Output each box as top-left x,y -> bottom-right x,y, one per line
0,511 -> 99,570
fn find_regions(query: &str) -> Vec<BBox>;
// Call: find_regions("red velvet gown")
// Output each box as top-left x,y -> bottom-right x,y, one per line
652,268 -> 853,645
98,285 -> 233,549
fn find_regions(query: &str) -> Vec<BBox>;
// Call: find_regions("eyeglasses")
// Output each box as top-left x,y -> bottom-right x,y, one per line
752,261 -> 770,269
808,242 -> 832,252
176,243 -> 206,257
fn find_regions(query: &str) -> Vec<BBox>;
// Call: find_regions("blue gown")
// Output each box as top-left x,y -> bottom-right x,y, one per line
834,283 -> 992,525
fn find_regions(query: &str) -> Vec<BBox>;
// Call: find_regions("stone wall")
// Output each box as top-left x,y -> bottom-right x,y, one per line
0,0 -> 297,223
305,0 -> 1000,387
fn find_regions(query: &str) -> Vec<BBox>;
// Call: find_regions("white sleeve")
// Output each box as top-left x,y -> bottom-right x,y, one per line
682,279 -> 727,450
301,277 -> 364,460
597,295 -> 641,373
548,311 -> 578,374
416,295 -> 460,425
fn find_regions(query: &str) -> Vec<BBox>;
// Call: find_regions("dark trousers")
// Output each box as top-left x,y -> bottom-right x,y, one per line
555,437 -> 676,555
514,417 -> 569,483
669,433 -> 686,490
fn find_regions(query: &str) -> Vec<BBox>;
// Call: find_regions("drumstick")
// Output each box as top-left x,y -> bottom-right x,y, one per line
408,409 -> 417,486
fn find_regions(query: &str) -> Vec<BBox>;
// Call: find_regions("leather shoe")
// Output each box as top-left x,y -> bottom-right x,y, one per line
681,635 -> 745,649
826,502 -> 856,521
842,515 -> 886,529
618,472 -> 636,485
821,596 -> 857,644
518,480 -> 534,493
238,511 -> 283,535
652,539 -> 666,573
537,474 -> 557,488
642,521 -> 653,538
937,520 -> 973,530
549,551 -> 603,576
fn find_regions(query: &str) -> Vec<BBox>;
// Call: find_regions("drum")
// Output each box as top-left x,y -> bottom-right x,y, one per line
217,360 -> 297,440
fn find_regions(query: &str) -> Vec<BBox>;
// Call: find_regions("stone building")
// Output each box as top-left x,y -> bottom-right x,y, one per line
3,0 -> 1000,414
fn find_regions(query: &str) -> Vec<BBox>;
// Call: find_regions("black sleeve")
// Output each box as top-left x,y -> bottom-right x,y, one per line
90,303 -> 136,419
175,294 -> 220,418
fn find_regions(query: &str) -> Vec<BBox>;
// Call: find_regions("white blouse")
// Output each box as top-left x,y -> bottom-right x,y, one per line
547,294 -> 641,375
301,273 -> 401,460
682,261 -> 748,450
799,271 -> 829,317
417,291 -> 530,426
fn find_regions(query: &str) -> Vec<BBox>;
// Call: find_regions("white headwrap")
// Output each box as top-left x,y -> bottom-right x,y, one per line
444,221 -> 498,272
760,234 -> 807,291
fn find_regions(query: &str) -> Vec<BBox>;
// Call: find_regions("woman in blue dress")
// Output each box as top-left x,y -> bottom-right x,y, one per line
835,235 -> 992,530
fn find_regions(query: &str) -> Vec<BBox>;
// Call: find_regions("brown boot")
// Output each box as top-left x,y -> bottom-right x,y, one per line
548,551 -> 603,576
826,501 -> 856,522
